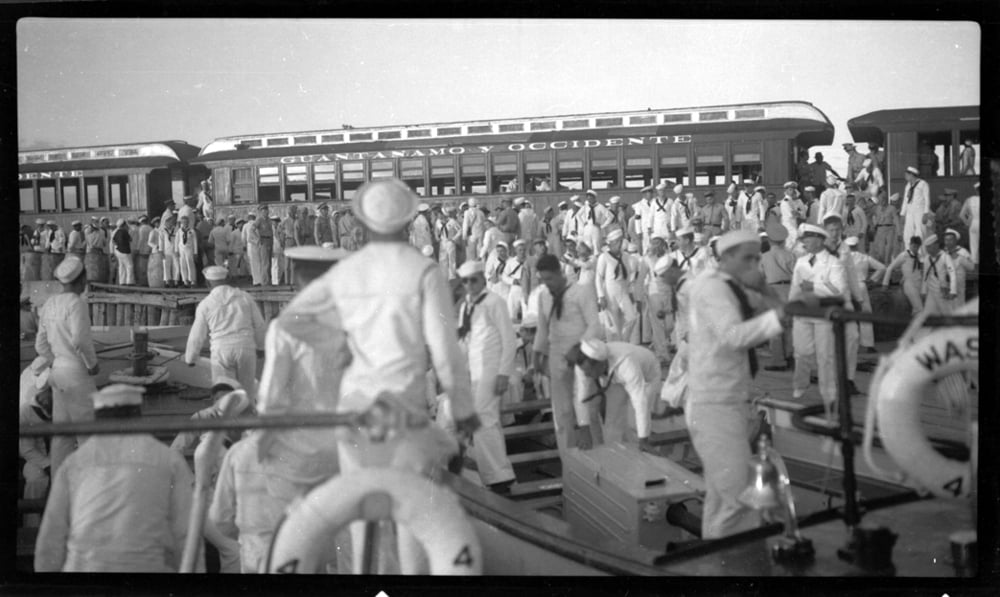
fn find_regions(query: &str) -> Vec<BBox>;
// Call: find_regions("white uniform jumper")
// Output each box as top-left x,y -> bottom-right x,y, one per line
790,250 -> 849,405
595,249 -> 638,342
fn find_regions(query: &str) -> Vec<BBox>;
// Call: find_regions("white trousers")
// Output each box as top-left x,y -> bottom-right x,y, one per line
247,242 -> 261,285
902,213 -> 923,243
582,223 -> 602,253
548,351 -> 602,455
271,249 -> 285,286
162,252 -> 179,282
114,250 -> 134,285
178,248 -> 196,284
858,288 -> 875,348
49,361 -> 97,474
646,294 -> 672,359
660,340 -> 688,409
902,278 -> 923,314
686,401 -> 760,539
603,281 -> 638,343
792,319 -> 837,405
211,345 -> 258,405
506,284 -> 526,323
969,224 -> 979,264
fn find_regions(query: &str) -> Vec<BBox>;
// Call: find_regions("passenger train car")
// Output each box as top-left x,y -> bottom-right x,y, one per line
847,105 -> 980,201
18,141 -> 208,230
191,100 -> 834,220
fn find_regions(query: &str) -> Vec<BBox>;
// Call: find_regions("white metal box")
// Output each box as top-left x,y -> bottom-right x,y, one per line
563,443 -> 705,549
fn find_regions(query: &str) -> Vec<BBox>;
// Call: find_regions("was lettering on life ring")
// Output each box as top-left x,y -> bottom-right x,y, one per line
872,325 -> 977,499
266,467 -> 482,575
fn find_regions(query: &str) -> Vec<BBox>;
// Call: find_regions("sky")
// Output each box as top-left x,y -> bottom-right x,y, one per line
17,19 -> 980,174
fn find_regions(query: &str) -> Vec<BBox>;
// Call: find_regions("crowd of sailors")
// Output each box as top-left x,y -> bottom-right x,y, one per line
19,157 -> 980,573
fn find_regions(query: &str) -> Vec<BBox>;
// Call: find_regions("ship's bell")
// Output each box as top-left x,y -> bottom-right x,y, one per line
738,440 -> 783,511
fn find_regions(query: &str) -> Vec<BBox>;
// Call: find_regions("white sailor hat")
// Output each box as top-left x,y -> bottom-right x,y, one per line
512,238 -> 527,248
580,338 -> 609,361
286,245 -> 348,262
30,356 -> 51,390
822,211 -> 843,224
215,388 -> 253,417
923,233 -> 939,246
653,254 -> 673,276
693,232 -> 706,243
606,229 -> 624,243
269,214 -> 280,221
352,179 -> 419,234
203,265 -> 228,280
655,181 -> 668,191
800,224 -> 829,239
905,166 -> 919,176
417,202 -> 430,213
92,383 -> 145,409
673,184 -> 684,195
212,376 -> 243,391
717,230 -> 764,255
804,186 -> 816,193
558,201 -> 568,208
742,179 -> 754,185
726,183 -> 736,194
514,196 -> 527,206
650,231 -> 670,242
34,218 -> 45,225
114,218 -> 124,227
46,219 -> 57,226
889,192 -> 900,202
944,228 -> 961,239
457,260 -> 485,278
495,240 -> 509,249
421,245 -> 434,257
609,196 -> 621,204
71,220 -> 82,226
569,194 -> 581,202
585,189 -> 598,197
754,185 -> 766,193
783,181 -> 798,189
844,236 -> 860,247
676,225 -> 695,237
641,185 -> 654,193
54,256 -> 84,284
759,231 -> 769,239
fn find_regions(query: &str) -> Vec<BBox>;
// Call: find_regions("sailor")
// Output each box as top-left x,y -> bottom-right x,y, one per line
145,216 -> 165,288
633,185 -> 654,252
495,197 -> 520,248
485,240 -> 510,298
823,212 -> 864,396
672,225 -> 708,277
445,260 -> 518,493
160,214 -> 181,287
843,142 -> 867,183
502,238 -> 533,322
644,233 -> 674,362
881,236 -> 925,315
900,166 -> 931,242
133,215 -> 152,284
545,203 -> 566,258
439,205 -> 462,284
338,206 -> 364,251
919,234 -> 958,315
576,189 -> 613,253
66,220 -> 85,255
184,266 -> 267,400
724,183 -> 741,231
941,228 -> 974,309
410,202 -> 436,255
854,158 -> 885,201
462,196 -> 488,259
789,224 -> 848,414
228,217 -> 246,279
759,223 -> 797,371
19,357 -> 53,510
269,214 -> 285,286
959,182 -> 980,265
48,220 -> 67,256
596,229 -> 639,342
843,194 -> 869,252
668,184 -> 692,235
565,240 -> 597,294
843,236 -> 886,354
83,216 -> 109,284
686,230 -> 785,539
518,197 -> 540,244
778,182 -> 805,249
196,180 -> 215,221
647,183 -> 673,242
110,218 -> 134,285
251,205 -> 274,286
658,261 -> 692,412
34,257 -> 99,474
574,338 -> 661,452
699,191 -> 729,239
175,215 -> 198,287
208,218 -> 231,268
802,186 -> 822,225
561,196 -> 583,244
870,192 -> 902,264
35,384 -> 197,573
31,218 -> 47,253
314,203 -> 335,246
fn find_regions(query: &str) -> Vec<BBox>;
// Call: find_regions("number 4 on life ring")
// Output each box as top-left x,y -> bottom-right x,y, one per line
453,545 -> 474,567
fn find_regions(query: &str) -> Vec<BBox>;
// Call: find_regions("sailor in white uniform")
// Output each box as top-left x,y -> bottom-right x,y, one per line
595,229 -> 639,342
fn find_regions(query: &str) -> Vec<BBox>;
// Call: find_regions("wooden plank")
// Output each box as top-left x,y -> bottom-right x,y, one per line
648,429 -> 691,447
159,308 -> 170,326
509,449 -> 561,466
519,495 -> 564,511
116,303 -> 125,326
168,309 -> 179,325
124,304 -> 133,326
510,478 -> 563,498
503,422 -> 555,440
96,302 -> 106,326
147,306 -> 157,326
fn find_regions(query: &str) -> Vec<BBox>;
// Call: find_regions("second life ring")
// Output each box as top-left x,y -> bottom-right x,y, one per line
872,324 -> 977,499
266,467 -> 482,575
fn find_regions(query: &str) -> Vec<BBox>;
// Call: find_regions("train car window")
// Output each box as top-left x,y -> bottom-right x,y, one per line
284,165 -> 308,202
460,155 -> 487,194
19,182 -> 34,213
85,177 -> 105,209
916,132 -> 951,178
312,164 -> 337,202
732,142 -> 762,187
341,161 -> 365,200
62,178 -> 81,211
589,148 -> 619,189
400,158 -> 427,196
524,151 -> 552,192
39,180 -> 57,212
492,154 -> 519,193
371,159 -> 395,180
232,168 -> 255,203
556,150 -> 584,191
257,166 -> 281,203
624,146 -> 654,189
958,131 -> 979,176
695,145 -> 725,186
658,145 -> 689,186
430,156 -> 456,196
109,176 -> 129,209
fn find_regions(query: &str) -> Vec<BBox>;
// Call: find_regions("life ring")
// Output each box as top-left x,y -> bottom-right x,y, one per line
266,467 -> 482,575
873,324 -> 977,499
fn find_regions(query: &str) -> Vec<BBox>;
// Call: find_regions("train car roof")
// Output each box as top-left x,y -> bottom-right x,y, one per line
848,106 -> 979,143
196,100 -> 834,161
19,140 -> 201,173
